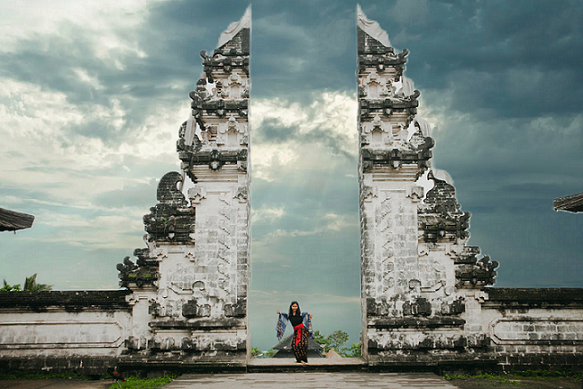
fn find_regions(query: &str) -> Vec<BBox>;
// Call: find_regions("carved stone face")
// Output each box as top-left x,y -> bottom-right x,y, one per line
210,160 -> 221,171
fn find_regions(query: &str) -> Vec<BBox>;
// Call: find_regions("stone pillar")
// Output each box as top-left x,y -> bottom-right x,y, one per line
357,7 -> 498,366
117,8 -> 251,367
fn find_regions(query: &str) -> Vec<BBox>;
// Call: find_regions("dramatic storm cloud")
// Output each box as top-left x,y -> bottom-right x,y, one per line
1,0 -> 582,350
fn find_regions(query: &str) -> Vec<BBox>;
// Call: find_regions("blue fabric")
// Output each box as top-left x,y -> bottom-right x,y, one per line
302,312 -> 313,339
276,312 -> 313,341
276,313 -> 288,341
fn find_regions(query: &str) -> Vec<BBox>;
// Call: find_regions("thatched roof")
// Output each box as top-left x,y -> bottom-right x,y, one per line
554,192 -> 583,213
325,348 -> 343,359
0,207 -> 35,232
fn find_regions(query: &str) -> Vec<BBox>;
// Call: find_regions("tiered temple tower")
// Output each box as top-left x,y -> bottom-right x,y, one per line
357,7 -> 498,366
116,8 -> 251,368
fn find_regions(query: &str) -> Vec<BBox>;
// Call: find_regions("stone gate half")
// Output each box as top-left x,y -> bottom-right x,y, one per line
356,5 -> 496,364
116,7 -> 251,368
357,6 -> 583,369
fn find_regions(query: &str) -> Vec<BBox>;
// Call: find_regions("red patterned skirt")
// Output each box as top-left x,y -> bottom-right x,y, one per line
291,323 -> 308,363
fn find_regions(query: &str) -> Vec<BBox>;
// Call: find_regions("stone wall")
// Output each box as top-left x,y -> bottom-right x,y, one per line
483,288 -> 583,370
0,291 -> 132,374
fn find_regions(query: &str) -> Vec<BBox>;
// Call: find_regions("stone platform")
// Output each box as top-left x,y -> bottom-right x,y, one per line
247,357 -> 367,373
162,372 -> 460,389
0,380 -> 112,389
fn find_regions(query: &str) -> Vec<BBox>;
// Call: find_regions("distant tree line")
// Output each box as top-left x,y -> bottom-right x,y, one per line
251,347 -> 276,358
251,329 -> 362,358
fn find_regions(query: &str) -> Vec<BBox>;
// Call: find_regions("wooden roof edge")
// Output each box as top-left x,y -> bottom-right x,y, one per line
553,192 -> 583,213
0,207 -> 35,231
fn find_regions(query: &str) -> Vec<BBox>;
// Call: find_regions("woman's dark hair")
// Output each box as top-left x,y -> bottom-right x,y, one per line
288,301 -> 301,317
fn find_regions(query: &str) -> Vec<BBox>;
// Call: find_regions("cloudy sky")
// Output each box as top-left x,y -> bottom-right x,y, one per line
1,0 -> 582,351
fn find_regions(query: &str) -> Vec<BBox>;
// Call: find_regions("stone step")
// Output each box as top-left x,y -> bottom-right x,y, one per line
247,357 -> 367,373
162,372 -> 461,389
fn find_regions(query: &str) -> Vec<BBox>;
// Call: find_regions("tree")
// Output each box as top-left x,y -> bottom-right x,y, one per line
327,330 -> 349,353
312,330 -> 331,352
1,280 -> 20,291
343,343 -> 362,358
23,274 -> 52,291
313,330 -> 354,355
313,330 -> 362,357
1,274 -> 52,291
262,349 -> 277,358
251,347 -> 277,358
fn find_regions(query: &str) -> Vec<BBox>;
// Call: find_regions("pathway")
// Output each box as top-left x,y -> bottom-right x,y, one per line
162,372 -> 461,389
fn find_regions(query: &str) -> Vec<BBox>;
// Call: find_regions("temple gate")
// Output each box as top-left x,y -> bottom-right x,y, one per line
0,6 -> 582,374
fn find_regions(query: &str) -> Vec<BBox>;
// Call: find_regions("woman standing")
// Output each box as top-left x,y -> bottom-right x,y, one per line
276,301 -> 313,363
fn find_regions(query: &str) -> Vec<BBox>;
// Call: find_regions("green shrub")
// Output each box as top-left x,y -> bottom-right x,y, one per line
108,376 -> 174,389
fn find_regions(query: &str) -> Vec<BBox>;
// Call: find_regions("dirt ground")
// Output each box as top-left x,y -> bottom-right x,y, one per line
450,376 -> 582,389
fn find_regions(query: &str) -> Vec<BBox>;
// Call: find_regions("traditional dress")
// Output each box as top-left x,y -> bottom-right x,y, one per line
276,312 -> 312,363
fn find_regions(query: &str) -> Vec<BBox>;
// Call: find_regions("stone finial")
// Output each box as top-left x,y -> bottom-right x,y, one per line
116,256 -> 158,289
157,172 -> 187,205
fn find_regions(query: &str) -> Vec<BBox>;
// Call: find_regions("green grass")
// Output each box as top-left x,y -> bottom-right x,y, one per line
510,369 -> 583,379
443,373 -> 522,386
108,376 -> 174,389
0,371 -> 175,388
442,373 -> 464,380
443,370 -> 583,386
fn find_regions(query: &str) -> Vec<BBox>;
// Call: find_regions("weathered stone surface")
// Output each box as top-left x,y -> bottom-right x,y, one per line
182,299 -> 211,318
114,8 -> 251,367
0,356 -> 124,375
485,288 -> 583,305
0,293 -> 133,374
357,7 -> 496,365
371,317 -> 466,329
0,290 -> 131,310
402,298 -> 432,316
224,298 -> 247,317
480,288 -> 583,370
117,256 -> 158,289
